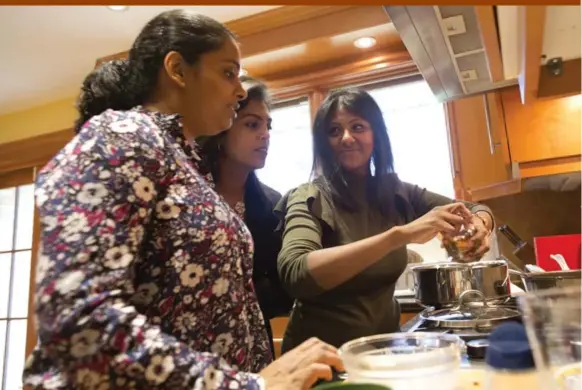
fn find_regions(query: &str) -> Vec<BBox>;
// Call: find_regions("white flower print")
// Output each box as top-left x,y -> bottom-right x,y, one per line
176,312 -> 197,334
70,329 -> 100,358
179,264 -> 204,288
170,249 -> 189,271
132,283 -> 159,305
25,108 -> 271,389
35,252 -> 53,284
133,176 -> 156,202
145,355 -> 175,385
211,333 -> 234,355
211,228 -> 228,247
104,245 -> 134,269
110,118 -> 139,134
43,215 -> 58,231
212,277 -> 229,297
168,184 -> 188,201
43,374 -> 67,389
77,182 -> 108,206
35,187 -> 49,206
213,206 -> 228,222
189,228 -> 206,243
156,199 -> 180,219
55,270 -> 85,295
76,368 -> 105,388
62,212 -> 89,242
203,366 -> 225,389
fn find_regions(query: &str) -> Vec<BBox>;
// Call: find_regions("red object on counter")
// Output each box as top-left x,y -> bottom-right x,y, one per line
534,234 -> 582,271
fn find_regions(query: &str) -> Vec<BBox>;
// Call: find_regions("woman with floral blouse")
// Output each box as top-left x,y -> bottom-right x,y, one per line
198,76 -> 294,358
24,10 -> 341,390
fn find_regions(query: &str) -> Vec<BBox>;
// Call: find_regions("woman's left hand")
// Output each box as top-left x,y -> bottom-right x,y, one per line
464,214 -> 491,260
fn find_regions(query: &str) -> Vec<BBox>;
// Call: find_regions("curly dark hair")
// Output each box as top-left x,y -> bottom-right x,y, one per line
74,10 -> 236,133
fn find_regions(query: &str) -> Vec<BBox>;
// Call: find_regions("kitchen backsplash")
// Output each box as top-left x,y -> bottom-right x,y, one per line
482,187 -> 581,266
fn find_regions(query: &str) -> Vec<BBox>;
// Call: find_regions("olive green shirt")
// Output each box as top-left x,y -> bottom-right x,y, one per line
274,176 -> 493,351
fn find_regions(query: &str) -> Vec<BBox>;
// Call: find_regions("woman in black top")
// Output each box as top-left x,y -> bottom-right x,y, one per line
199,76 -> 294,356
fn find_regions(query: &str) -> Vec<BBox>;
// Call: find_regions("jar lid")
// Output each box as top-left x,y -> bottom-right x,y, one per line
485,322 -> 535,370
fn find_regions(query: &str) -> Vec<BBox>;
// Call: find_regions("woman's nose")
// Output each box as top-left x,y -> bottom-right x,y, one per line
340,129 -> 355,144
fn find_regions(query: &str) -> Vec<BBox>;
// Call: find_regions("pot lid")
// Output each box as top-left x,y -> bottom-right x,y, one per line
420,289 -> 521,326
421,305 -> 520,324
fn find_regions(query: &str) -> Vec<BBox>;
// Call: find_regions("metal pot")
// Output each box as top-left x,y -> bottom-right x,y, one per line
412,260 -> 511,308
509,269 -> 582,292
420,290 -> 521,330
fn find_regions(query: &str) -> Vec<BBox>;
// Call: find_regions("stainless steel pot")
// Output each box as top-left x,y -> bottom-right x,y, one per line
509,269 -> 582,292
412,260 -> 511,308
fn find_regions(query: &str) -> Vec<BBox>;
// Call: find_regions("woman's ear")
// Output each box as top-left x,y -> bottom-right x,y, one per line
163,51 -> 187,88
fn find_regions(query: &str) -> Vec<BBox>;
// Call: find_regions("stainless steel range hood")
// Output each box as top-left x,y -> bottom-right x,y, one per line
383,6 -> 517,102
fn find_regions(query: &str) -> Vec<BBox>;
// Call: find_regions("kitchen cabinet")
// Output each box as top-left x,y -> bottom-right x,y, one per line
501,88 -> 581,168
446,92 -> 512,198
447,86 -> 581,201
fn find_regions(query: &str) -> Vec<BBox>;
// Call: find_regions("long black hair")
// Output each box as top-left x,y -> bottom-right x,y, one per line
198,75 -> 273,217
74,10 -> 235,133
311,88 -> 400,218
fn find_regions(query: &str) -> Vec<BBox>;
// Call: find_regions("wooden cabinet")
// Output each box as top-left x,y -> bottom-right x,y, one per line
446,92 -> 512,198
447,86 -> 581,201
501,88 -> 581,176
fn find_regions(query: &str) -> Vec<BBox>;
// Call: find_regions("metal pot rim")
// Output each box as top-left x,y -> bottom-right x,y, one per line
411,262 -> 469,271
411,259 -> 509,272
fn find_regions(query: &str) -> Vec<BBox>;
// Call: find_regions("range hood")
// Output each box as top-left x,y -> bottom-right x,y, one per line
383,6 -> 517,102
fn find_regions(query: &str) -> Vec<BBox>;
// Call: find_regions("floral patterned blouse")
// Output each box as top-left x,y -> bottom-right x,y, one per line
23,107 -> 272,389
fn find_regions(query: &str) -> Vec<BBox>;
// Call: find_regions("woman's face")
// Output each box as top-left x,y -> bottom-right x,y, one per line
222,99 -> 272,170
178,37 -> 247,137
327,108 -> 374,175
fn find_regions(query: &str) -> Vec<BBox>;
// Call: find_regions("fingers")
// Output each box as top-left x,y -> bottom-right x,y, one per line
298,338 -> 344,372
290,363 -> 333,390
441,202 -> 472,218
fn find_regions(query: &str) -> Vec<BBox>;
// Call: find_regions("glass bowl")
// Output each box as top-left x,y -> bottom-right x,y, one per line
338,333 -> 462,390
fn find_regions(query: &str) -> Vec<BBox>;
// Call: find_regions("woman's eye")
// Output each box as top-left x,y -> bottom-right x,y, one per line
328,126 -> 341,136
246,121 -> 260,129
352,124 -> 364,132
225,69 -> 237,79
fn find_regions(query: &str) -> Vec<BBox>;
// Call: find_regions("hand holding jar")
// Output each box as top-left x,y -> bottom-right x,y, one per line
440,209 -> 492,263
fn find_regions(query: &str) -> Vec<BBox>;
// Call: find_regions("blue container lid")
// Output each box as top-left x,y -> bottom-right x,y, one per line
485,321 -> 535,370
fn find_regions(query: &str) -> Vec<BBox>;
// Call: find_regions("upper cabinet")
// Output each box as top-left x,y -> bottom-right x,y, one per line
384,6 -> 581,103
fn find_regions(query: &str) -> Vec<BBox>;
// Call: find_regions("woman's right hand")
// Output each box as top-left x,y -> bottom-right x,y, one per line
399,202 -> 471,244
259,337 -> 345,390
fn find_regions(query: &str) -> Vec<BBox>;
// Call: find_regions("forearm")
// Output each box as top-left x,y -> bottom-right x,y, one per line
305,226 -> 409,291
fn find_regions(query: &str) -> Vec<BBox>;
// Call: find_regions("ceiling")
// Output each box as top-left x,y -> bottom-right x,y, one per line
0,5 -> 280,115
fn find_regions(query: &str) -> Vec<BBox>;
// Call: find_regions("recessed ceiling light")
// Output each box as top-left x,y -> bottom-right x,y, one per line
354,36 -> 377,49
107,6 -> 128,11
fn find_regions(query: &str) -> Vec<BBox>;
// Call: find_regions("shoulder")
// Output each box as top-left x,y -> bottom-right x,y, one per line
257,181 -> 282,205
275,181 -> 335,230
78,109 -> 167,148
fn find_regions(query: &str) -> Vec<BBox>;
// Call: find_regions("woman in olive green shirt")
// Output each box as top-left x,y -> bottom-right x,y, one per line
275,88 -> 495,352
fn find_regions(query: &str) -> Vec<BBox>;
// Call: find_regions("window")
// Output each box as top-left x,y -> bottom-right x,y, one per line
256,99 -> 313,195
0,184 -> 34,390
367,80 -> 455,198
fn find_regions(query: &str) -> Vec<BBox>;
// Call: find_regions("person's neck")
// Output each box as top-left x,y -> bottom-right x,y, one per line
216,158 -> 251,206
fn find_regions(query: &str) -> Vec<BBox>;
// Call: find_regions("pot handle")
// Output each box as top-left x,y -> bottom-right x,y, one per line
458,289 -> 487,308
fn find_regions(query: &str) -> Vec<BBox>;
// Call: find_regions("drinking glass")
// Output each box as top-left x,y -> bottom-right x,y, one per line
520,285 -> 581,390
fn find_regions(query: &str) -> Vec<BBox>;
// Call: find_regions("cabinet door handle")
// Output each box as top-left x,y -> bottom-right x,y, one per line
483,94 -> 501,155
